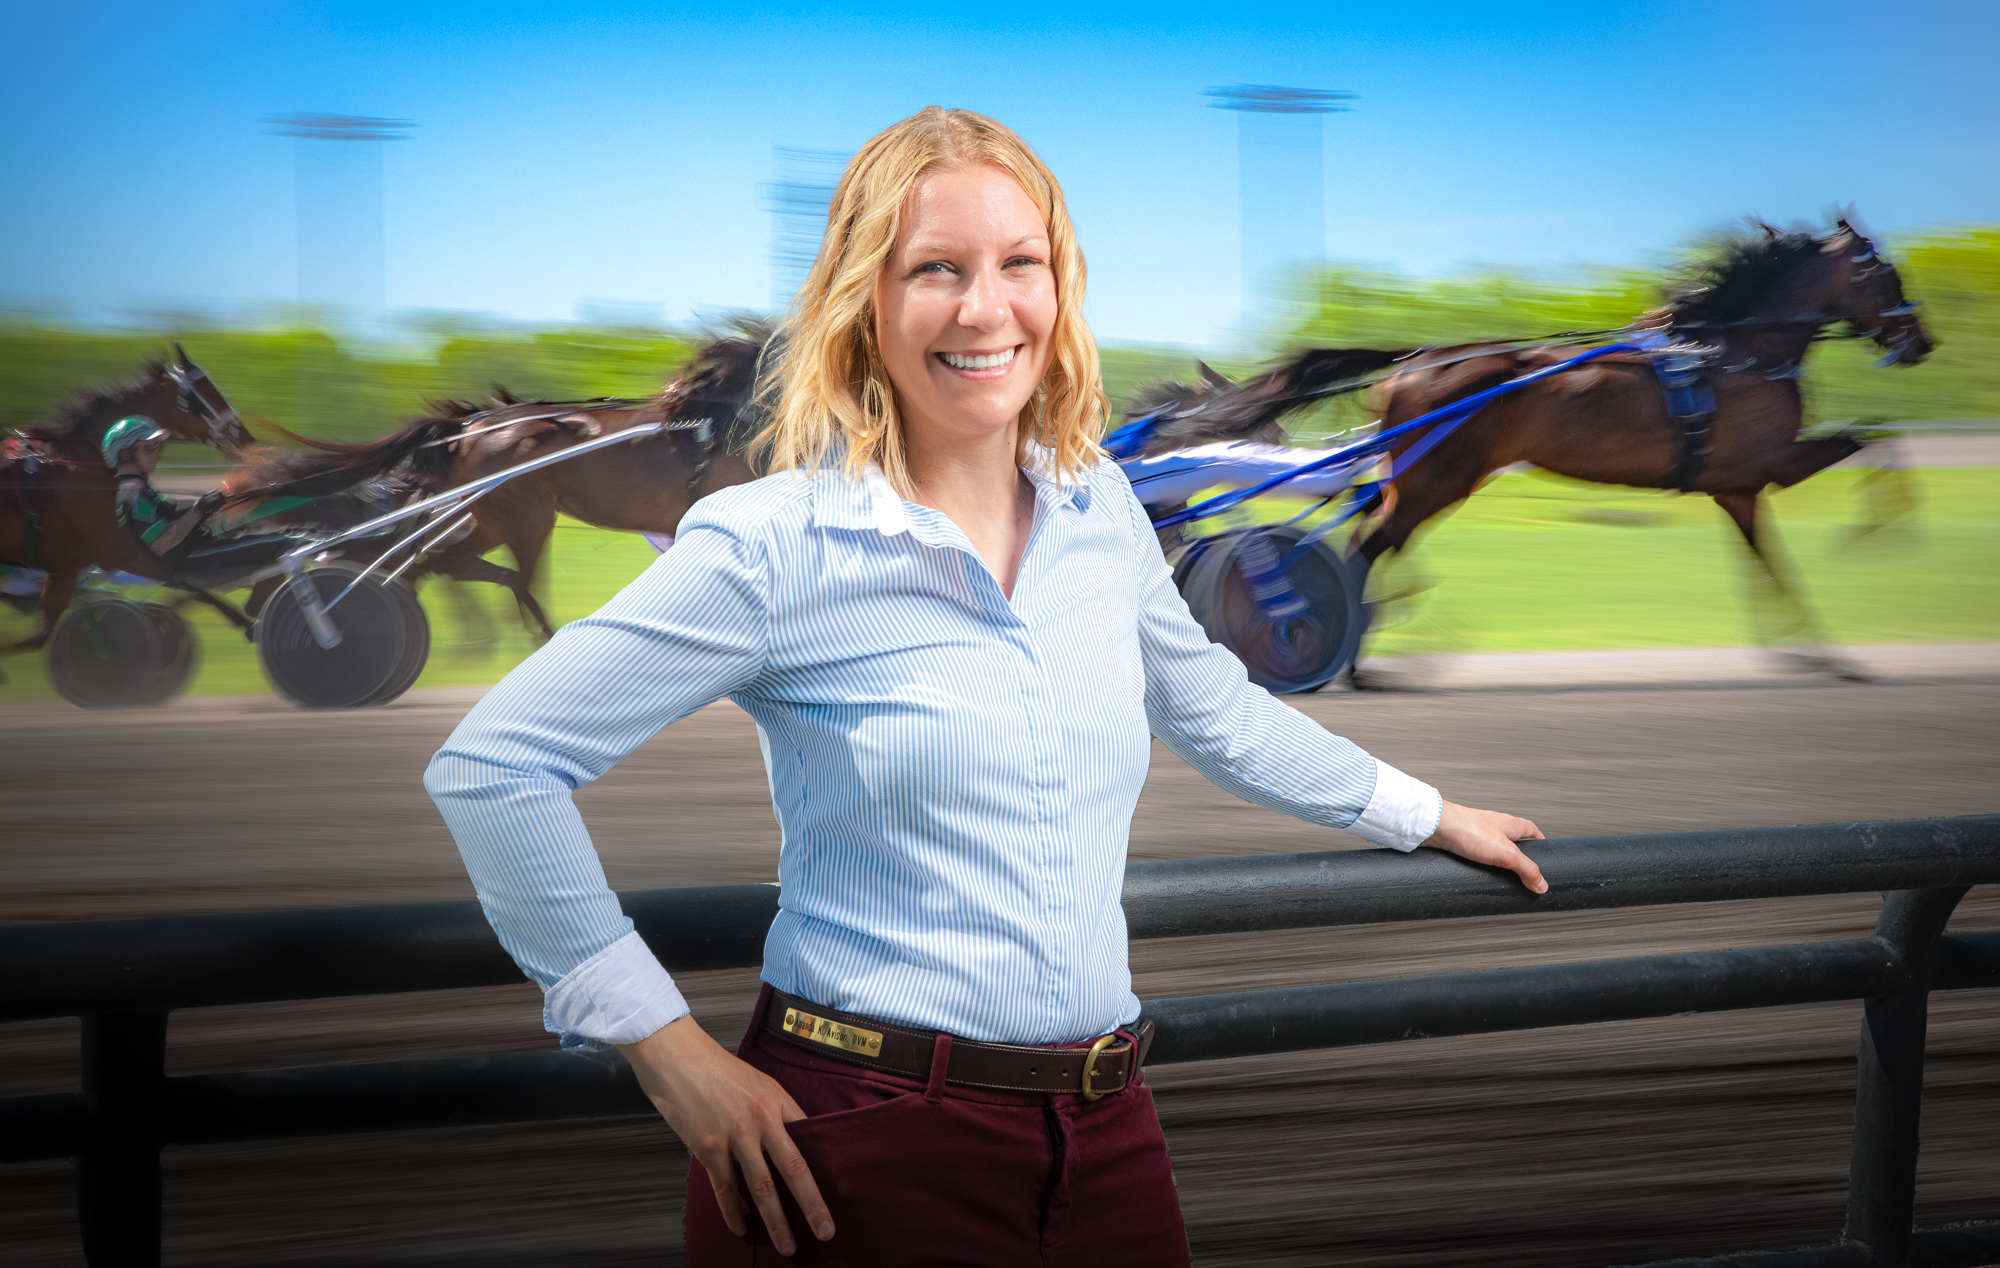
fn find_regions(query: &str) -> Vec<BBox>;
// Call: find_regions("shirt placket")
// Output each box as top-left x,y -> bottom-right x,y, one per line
907,487 -> 1072,1041
1010,486 -> 1072,1040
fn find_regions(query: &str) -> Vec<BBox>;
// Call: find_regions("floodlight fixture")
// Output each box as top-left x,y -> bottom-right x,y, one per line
265,113 -> 415,142
1203,85 -> 1355,115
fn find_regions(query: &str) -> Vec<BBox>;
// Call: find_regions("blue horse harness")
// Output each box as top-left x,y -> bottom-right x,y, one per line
1633,330 -> 1716,492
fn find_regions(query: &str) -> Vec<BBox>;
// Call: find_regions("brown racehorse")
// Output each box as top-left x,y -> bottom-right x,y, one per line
1,347 -> 257,651
220,323 -> 771,637
1148,220 -> 1933,676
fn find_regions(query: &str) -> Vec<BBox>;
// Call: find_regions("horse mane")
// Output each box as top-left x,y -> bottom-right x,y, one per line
228,323 -> 773,502
671,319 -> 774,402
1664,227 -> 1825,325
665,318 -> 776,442
1127,348 -> 1411,456
1128,363 -> 1233,416
23,360 -> 168,445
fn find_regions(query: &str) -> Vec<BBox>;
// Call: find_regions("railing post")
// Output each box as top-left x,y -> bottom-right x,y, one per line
78,1011 -> 169,1268
1842,887 -> 1967,1266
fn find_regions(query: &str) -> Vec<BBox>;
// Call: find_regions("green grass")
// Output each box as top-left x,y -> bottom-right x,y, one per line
3,470 -> 1994,707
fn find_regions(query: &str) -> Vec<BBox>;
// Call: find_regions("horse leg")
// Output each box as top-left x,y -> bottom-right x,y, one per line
512,582 -> 555,642
488,498 -> 559,641
1713,489 -> 1869,682
410,552 -> 504,658
1837,434 -> 1920,546
243,575 -> 285,623
431,550 -> 554,642
387,559 -> 502,661
432,568 -> 500,659
1354,453 -> 1485,565
1348,461 -> 1490,692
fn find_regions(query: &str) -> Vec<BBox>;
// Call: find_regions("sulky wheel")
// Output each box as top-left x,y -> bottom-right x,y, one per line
131,602 -> 200,706
257,563 -> 431,708
367,574 -> 432,706
1180,524 -> 1371,695
45,595 -> 167,709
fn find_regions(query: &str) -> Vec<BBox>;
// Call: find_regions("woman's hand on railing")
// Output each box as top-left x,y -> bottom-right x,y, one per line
617,1015 -> 834,1255
1422,801 -> 1549,893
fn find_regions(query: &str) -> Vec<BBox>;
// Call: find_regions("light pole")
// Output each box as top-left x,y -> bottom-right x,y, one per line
762,147 -> 848,311
265,113 -> 413,338
264,113 -> 412,435
1202,85 -> 1353,312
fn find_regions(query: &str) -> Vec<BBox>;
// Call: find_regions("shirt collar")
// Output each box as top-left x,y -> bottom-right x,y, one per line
815,450 -> 1093,540
1021,444 -> 1095,514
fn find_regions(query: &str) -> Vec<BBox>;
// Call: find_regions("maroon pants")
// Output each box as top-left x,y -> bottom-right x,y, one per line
684,988 -> 1192,1267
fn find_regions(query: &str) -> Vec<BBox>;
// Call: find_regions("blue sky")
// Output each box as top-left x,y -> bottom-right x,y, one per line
3,0 -> 1994,346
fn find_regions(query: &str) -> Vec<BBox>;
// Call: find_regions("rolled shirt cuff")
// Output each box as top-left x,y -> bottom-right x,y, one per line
1348,759 -> 1444,852
542,929 -> 690,1048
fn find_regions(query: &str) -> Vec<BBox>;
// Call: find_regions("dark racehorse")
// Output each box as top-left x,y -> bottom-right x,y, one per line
1139,220 -> 1932,675
219,323 -> 771,637
1,347 -> 257,651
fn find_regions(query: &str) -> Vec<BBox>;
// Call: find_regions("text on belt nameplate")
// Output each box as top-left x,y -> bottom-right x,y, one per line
784,1008 -> 884,1057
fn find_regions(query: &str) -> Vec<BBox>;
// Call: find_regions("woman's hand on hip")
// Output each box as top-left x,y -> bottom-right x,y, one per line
618,1015 -> 833,1255
1422,800 -> 1549,893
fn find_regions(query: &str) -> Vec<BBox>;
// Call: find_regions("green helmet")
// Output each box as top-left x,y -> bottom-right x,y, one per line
102,416 -> 169,468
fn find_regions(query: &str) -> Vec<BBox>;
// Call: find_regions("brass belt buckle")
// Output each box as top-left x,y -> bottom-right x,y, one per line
1077,1032 -> 1121,1101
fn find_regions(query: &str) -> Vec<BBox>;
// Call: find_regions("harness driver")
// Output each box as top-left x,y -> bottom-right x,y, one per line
103,416 -> 314,586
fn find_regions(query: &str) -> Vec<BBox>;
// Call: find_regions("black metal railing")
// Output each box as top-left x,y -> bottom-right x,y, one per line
3,815 -> 1997,1267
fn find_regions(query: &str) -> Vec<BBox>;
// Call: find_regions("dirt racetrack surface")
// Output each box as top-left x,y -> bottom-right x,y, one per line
3,666 -> 1997,1266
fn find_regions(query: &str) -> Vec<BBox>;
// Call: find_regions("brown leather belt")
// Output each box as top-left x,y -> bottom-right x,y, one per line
760,988 -> 1152,1100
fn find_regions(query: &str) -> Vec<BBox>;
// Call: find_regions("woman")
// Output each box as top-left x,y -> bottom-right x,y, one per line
426,106 -> 1546,1266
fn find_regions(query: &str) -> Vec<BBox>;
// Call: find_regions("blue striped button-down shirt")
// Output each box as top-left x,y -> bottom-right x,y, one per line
425,458 -> 1441,1050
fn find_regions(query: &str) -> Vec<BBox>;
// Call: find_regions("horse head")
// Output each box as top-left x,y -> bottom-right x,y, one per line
1827,214 -> 1933,367
160,343 -> 258,455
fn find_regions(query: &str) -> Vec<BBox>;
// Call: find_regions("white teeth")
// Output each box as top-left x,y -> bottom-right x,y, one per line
942,347 -> 1017,370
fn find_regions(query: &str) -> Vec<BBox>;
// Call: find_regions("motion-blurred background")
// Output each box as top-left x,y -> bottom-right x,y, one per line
5,0 -> 1997,695
3,4 -> 1996,1265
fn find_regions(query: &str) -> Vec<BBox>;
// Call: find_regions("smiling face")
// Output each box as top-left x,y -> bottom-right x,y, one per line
871,163 -> 1058,459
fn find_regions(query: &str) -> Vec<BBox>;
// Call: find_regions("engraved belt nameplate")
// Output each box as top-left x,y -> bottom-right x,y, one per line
783,1006 -> 884,1058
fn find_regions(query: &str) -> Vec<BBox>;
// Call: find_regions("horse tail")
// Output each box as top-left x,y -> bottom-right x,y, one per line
1139,347 -> 1413,454
254,418 -> 385,455
1232,347 -> 1416,416
221,412 -> 470,508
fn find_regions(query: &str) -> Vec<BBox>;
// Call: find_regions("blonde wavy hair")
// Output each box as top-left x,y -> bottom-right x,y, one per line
753,107 -> 1108,491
